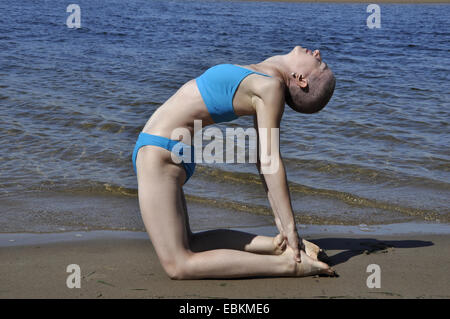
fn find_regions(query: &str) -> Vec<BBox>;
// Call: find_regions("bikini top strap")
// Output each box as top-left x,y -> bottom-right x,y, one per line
232,64 -> 272,78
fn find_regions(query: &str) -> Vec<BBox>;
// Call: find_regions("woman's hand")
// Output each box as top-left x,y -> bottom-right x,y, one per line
275,219 -> 301,262
285,228 -> 301,262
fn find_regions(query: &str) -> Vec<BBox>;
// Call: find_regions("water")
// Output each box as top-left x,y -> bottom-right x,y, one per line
0,0 -> 449,233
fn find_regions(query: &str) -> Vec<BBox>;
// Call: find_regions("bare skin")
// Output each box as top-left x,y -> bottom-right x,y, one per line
136,46 -> 335,279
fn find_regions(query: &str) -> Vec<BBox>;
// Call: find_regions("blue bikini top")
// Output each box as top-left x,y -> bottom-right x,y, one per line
195,64 -> 272,123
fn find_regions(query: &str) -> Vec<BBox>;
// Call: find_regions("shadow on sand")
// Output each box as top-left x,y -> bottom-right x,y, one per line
310,237 -> 434,267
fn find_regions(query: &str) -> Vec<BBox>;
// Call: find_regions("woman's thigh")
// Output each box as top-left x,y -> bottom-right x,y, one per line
136,146 -> 190,263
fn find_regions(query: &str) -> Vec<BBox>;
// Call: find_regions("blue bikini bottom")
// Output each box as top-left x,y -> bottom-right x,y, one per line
132,132 -> 195,184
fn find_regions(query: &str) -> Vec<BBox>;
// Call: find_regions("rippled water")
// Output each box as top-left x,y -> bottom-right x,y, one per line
0,0 -> 449,232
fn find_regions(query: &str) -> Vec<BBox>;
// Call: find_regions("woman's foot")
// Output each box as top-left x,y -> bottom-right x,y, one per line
272,235 -> 328,262
302,238 -> 330,263
302,239 -> 324,260
283,246 -> 335,277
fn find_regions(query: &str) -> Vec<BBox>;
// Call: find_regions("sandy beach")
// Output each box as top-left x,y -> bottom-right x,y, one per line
1,231 -> 448,299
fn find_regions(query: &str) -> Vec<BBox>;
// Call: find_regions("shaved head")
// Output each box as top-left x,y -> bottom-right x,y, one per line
285,69 -> 336,114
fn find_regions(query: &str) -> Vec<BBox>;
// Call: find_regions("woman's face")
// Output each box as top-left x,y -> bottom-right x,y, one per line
289,46 -> 328,77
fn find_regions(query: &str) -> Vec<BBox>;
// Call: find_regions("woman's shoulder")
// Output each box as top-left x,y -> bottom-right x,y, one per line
252,75 -> 285,98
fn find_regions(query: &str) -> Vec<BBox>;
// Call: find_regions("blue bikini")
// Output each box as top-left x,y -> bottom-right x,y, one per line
196,64 -> 271,123
132,133 -> 195,183
132,64 -> 271,183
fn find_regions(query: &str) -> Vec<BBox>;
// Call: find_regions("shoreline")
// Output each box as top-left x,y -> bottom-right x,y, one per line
2,189 -> 448,234
1,222 -> 450,248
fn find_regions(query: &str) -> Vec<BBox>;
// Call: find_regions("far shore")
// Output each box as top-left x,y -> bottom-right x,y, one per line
228,0 -> 449,4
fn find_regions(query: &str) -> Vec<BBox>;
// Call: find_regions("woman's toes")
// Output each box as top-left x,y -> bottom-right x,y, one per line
312,259 -> 337,277
324,267 -> 338,277
311,258 -> 331,272
295,251 -> 334,277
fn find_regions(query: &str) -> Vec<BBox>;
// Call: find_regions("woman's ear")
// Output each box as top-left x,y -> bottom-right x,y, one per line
292,72 -> 308,89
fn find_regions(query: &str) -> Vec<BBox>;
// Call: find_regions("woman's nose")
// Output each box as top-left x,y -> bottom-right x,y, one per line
313,50 -> 321,60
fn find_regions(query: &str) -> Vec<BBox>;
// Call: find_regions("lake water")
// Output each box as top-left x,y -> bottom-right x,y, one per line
0,0 -> 449,233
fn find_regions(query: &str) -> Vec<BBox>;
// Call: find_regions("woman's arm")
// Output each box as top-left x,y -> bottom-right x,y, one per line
254,116 -> 285,237
252,82 -> 301,262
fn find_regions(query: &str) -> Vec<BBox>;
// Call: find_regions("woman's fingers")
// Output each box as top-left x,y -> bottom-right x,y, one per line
287,232 -> 301,262
293,245 -> 301,262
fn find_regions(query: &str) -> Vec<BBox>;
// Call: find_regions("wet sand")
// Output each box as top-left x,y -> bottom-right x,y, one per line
1,231 -> 449,299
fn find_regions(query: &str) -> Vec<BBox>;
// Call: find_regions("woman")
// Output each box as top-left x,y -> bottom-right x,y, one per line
132,46 -> 336,279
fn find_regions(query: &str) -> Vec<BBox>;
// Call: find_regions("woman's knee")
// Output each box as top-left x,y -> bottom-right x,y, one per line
160,252 -> 193,280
